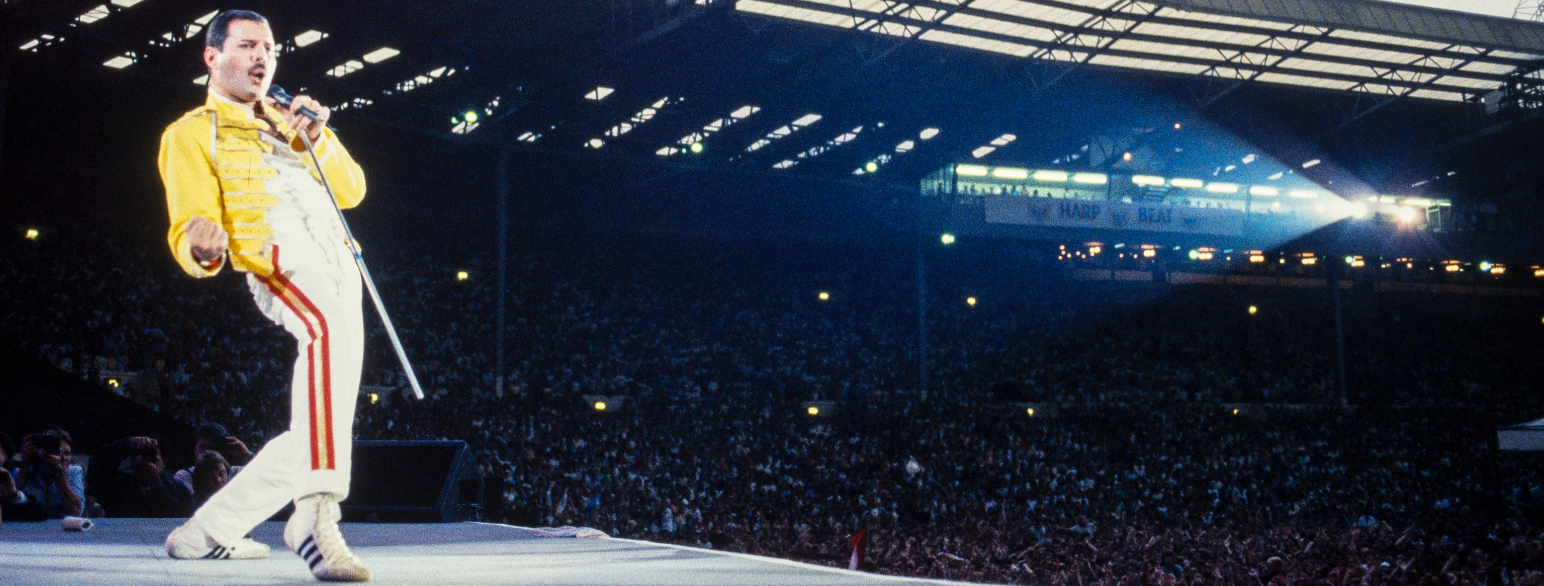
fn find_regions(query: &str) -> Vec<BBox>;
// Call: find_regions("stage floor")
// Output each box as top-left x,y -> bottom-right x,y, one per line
0,518 -> 977,585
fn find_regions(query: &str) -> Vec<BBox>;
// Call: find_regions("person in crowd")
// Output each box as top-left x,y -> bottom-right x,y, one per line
191,451 -> 232,508
14,429 -> 84,519
89,436 -> 193,518
1,431 -> 46,522
173,422 -> 251,494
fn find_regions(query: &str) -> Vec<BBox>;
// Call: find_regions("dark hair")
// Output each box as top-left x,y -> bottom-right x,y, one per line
196,422 -> 231,442
0,431 -> 13,461
205,10 -> 269,50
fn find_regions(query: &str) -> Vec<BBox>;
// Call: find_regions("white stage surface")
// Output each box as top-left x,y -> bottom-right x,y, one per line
0,518 -> 978,585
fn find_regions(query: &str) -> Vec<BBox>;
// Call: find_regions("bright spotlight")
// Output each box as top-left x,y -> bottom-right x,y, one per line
369,393 -> 379,405
1142,249 -> 1156,258
689,141 -> 704,154
1479,261 -> 1493,272
456,270 -> 469,281
865,161 -> 879,173
818,291 -> 830,301
940,233 -> 956,245
107,378 -> 120,388
966,296 -> 977,306
1396,206 -> 1418,223
594,401 -> 607,411
807,406 -> 820,416
1348,202 -> 1369,219
464,110 -> 479,124
1026,407 -> 1035,416
24,228 -> 38,240
1248,305 -> 1258,315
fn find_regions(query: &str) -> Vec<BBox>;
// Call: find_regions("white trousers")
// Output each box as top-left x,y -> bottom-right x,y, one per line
193,239 -> 364,547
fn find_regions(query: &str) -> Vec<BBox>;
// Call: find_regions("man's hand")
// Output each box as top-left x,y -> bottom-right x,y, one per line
263,94 -> 330,144
186,216 -> 228,266
0,467 -> 18,502
223,436 -> 254,462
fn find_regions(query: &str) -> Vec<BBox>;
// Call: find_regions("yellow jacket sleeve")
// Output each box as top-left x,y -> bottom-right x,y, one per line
158,116 -> 225,278
292,127 -> 367,209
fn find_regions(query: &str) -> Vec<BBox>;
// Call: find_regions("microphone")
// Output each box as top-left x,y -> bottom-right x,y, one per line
266,85 -> 324,123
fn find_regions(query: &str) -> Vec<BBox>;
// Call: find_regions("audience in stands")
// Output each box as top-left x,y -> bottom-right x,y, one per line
3,227 -> 1542,584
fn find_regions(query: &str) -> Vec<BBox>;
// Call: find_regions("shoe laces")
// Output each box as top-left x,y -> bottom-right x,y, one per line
312,497 -> 358,564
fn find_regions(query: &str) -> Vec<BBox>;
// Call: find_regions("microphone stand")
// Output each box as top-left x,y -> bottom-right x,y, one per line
295,128 -> 427,401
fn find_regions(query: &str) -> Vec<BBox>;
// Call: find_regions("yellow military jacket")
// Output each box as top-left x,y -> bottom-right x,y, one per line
158,92 -> 366,279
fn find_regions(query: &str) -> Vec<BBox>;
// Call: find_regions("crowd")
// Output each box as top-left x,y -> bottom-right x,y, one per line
3,224 -> 1543,584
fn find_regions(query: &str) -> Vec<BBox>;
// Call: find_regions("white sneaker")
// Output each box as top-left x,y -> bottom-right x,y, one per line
165,520 -> 270,560
284,494 -> 371,582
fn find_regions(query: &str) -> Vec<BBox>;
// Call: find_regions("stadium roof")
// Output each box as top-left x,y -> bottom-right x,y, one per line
7,0 -> 1544,198
735,0 -> 1544,103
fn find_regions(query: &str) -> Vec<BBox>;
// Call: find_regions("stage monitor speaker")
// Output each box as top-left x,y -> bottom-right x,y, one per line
342,440 -> 483,522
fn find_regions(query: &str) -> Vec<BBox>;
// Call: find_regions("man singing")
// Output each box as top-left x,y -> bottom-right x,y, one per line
158,9 -> 371,582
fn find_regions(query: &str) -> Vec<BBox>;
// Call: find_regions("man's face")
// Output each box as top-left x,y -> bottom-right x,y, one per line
203,19 -> 275,104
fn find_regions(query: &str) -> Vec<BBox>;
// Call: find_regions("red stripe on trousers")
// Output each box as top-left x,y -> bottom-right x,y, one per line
272,252 -> 336,470
259,245 -> 332,470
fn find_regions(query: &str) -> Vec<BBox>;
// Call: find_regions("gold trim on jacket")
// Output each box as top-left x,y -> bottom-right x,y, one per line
158,92 -> 366,278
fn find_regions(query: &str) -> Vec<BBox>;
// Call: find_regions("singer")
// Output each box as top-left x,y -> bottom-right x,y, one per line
157,9 -> 372,582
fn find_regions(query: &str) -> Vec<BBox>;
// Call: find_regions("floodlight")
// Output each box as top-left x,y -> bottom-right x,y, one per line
818,291 -> 830,301
594,401 -> 607,411
689,142 -> 703,154
25,228 -> 38,240
940,233 -> 956,245
294,30 -> 326,47
362,47 -> 400,64
955,165 -> 989,177
464,111 -> 479,124
1170,178 -> 1203,189
456,271 -> 469,281
966,297 -> 977,306
865,161 -> 878,173
992,167 -> 1029,180
1032,170 -> 1068,182
807,406 -> 820,416
1248,306 -> 1258,315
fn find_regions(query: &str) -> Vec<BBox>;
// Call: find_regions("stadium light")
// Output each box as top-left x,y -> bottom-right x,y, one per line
1395,207 -> 1419,223
955,164 -> 989,177
456,270 -> 469,281
940,233 -> 956,245
1248,306 -> 1257,315
966,296 -> 977,307
689,141 -> 704,154
25,228 -> 38,240
865,161 -> 878,173
1026,407 -> 1034,416
992,167 -> 1029,180
807,406 -> 820,416
1142,249 -> 1156,258
817,291 -> 830,301
594,401 -> 607,411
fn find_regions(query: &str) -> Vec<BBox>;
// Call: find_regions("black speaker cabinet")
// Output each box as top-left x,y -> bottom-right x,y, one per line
342,440 -> 483,522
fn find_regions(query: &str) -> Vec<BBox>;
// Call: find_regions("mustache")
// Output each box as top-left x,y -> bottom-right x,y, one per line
248,66 -> 267,76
